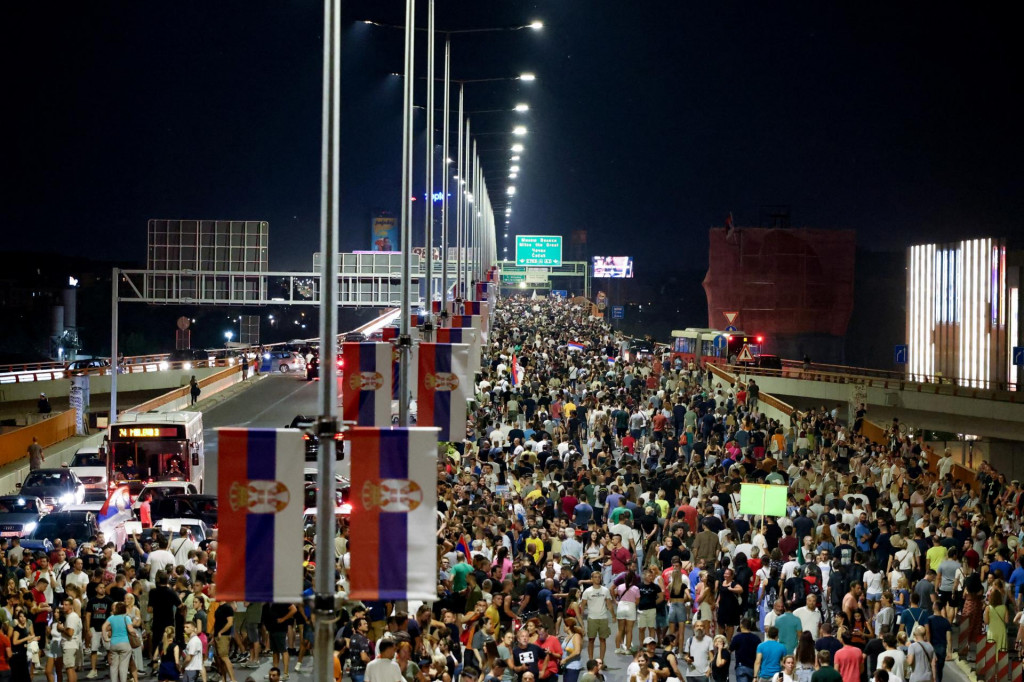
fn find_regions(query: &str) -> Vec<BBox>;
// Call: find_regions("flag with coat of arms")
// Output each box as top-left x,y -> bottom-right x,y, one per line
348,426 -> 439,601
217,428 -> 304,602
417,342 -> 470,442
342,342 -> 393,427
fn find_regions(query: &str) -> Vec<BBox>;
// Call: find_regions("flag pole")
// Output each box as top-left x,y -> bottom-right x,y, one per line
314,0 -> 341,679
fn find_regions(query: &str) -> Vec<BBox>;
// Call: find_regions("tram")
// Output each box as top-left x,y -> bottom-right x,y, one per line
669,328 -> 764,367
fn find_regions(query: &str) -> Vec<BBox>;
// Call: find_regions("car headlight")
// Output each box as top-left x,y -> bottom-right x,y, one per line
158,361 -> 170,370
183,361 -> 192,370
59,493 -> 75,505
22,521 -> 37,535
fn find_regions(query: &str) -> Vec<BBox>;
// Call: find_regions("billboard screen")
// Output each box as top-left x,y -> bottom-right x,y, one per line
592,256 -> 634,278
515,235 -> 563,266
371,214 -> 398,251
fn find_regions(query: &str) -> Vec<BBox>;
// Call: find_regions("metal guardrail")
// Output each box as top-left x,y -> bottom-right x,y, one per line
707,364 -> 798,417
780,359 -> 1020,393
736,363 -> 1022,404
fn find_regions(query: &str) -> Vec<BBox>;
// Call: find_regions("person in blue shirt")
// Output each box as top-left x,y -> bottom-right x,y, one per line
754,626 -> 787,680
988,549 -> 1014,584
1007,556 -> 1024,600
855,517 -> 873,553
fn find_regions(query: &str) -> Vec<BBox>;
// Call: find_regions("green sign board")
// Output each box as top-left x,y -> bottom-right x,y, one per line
739,483 -> 788,517
501,273 -> 526,283
515,235 -> 563,267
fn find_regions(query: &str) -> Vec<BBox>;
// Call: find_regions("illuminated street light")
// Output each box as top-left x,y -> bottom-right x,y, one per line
519,73 -> 536,81
507,186 -> 516,195
511,155 -> 521,161
224,331 -> 233,341
509,173 -> 518,179
512,125 -> 527,136
511,143 -> 524,152
510,165 -> 520,173
529,21 -> 544,30
514,103 -> 529,112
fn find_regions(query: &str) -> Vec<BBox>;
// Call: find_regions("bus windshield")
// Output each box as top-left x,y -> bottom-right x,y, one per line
109,439 -> 189,486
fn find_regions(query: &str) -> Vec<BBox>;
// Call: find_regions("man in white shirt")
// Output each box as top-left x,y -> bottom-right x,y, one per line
581,573 -> 615,661
794,594 -> 823,634
182,621 -> 204,681
682,621 -> 714,679
146,536 -> 177,577
64,557 -> 90,596
59,597 -> 82,674
365,638 -> 403,682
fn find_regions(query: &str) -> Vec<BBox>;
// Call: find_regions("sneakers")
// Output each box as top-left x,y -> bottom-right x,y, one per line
295,661 -> 303,672
87,671 -> 98,680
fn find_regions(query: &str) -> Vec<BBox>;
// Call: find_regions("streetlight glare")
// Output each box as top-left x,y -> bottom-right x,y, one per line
446,157 -> 453,164
510,165 -> 520,172
530,20 -> 544,30
509,173 -> 518,179
507,186 -> 516,195
511,155 -> 521,161
519,73 -> 536,81
514,103 -> 529,112
513,126 -> 528,136
511,143 -> 524,152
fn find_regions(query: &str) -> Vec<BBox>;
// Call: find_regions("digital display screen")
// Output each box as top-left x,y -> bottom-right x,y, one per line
112,426 -> 184,439
592,256 -> 634,278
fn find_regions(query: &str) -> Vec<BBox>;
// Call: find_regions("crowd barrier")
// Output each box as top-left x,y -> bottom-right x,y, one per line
0,410 -> 77,468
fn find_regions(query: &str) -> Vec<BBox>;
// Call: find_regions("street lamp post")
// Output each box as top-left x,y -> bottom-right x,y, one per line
423,0 -> 435,338
397,0 -> 416,427
440,37 -> 451,316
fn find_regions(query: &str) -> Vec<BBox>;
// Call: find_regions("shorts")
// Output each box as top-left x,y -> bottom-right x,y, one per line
655,609 -> 669,629
90,630 -> 106,652
937,589 -> 954,608
270,631 -> 288,654
615,602 -> 637,621
668,602 -> 689,624
637,608 -> 657,629
866,593 -> 881,602
62,644 -> 80,669
303,623 -> 315,644
214,635 -> 231,659
246,622 -> 260,643
586,617 -> 610,639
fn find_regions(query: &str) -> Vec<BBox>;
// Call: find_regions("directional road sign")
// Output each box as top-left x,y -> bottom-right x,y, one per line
551,290 -> 567,298
724,311 -> 739,325
713,335 -> 728,350
894,344 -> 908,364
725,325 -> 737,332
1013,346 -> 1024,367
610,305 -> 625,320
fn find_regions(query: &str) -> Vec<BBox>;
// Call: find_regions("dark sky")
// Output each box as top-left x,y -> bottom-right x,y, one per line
5,2 -> 1021,275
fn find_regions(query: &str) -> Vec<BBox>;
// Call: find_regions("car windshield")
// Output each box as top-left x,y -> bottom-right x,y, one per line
72,453 -> 104,467
29,516 -> 89,542
22,472 -> 68,488
0,499 -> 38,514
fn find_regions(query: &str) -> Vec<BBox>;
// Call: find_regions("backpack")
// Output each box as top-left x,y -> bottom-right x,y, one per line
785,577 -> 807,610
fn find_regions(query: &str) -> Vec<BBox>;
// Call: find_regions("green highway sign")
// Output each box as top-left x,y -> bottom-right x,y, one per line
515,235 -> 563,267
501,273 -> 526,283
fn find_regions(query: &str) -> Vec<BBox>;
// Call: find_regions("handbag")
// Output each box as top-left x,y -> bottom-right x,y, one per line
128,624 -> 142,649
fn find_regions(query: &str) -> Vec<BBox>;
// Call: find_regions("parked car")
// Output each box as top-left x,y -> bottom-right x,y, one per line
132,481 -> 200,512
260,350 -> 306,374
287,416 -> 345,461
64,358 -> 110,375
0,495 -> 44,538
151,495 -> 218,528
17,469 -> 85,512
167,348 -> 211,363
22,510 -> 101,553
154,517 -> 212,544
737,353 -> 783,370
343,332 -> 367,342
67,446 -> 107,495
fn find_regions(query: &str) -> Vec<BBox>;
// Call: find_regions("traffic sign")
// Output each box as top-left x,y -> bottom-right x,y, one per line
515,235 -> 563,267
737,344 -> 754,363
723,311 -> 739,325
610,305 -> 625,320
1013,346 -> 1024,366
551,290 -> 567,298
725,325 -> 737,332
713,335 -> 728,350
894,344 -> 908,364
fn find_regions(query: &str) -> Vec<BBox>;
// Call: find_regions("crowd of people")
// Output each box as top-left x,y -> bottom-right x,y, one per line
5,294 -> 1024,682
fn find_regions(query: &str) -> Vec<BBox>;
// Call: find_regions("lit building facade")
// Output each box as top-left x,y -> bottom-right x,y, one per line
907,238 -> 1020,389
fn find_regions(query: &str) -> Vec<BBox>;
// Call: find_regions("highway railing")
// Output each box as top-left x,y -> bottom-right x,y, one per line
707,364 -> 799,419
731,364 -> 1022,404
779,359 -> 1019,394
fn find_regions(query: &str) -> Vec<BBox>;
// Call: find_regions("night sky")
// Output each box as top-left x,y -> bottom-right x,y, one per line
6,2 -> 1021,275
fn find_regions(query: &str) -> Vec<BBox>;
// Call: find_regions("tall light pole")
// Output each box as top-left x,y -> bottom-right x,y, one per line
314,0 -> 341,679
455,87 -> 464,304
440,38 -> 451,316
397,0 -> 416,426
423,0 -> 435,336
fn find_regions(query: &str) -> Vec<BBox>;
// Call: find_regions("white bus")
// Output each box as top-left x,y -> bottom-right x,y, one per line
105,412 -> 206,493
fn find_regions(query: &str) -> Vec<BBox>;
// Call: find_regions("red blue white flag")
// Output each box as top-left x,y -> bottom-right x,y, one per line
349,427 -> 439,601
342,342 -> 393,427
435,326 -> 481,378
217,428 -> 304,603
510,354 -> 522,386
450,314 -> 486,342
417,342 -> 470,442
455,534 -> 472,557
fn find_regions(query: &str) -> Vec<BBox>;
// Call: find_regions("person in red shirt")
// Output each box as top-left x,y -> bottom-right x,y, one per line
621,433 -> 636,454
609,535 -> 632,576
535,622 -> 563,679
833,632 -> 865,682
0,627 -> 11,676
652,412 -> 667,442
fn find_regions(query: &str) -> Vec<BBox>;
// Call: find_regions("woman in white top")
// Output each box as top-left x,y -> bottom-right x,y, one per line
771,654 -> 797,682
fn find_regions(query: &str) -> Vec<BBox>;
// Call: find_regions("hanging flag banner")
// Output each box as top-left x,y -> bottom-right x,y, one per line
430,300 -> 443,314
217,428 -> 304,603
417,342 -> 470,442
450,314 -> 487,343
348,427 -> 440,601
410,312 -> 426,329
342,342 -> 393,427
464,301 -> 490,339
435,326 -> 481,379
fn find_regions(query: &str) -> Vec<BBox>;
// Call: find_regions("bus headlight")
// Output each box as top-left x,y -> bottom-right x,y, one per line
21,522 -> 36,535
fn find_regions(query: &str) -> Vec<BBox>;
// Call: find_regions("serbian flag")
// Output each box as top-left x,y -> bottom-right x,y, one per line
510,354 -> 523,386
431,300 -> 443,314
417,342 -> 470,442
349,427 -> 439,600
217,428 -> 304,603
450,314 -> 486,342
567,341 -> 585,352
342,342 -> 393,427
410,312 -> 426,329
455,534 -> 472,557
435,326 -> 481,378
465,301 -> 489,339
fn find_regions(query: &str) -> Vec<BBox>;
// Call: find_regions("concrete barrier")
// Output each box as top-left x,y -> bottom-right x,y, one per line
0,366 -> 223,404
0,410 -> 77,467
706,364 -> 797,426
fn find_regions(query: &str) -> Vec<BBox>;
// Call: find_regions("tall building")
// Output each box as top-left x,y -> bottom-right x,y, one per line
907,237 -> 1021,389
702,226 -> 856,362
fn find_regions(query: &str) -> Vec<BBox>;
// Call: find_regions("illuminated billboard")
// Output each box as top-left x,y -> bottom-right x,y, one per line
515,235 -> 562,266
592,256 -> 634,278
907,238 -> 1010,388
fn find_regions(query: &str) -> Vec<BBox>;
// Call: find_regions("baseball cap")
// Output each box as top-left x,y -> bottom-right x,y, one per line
643,637 -> 657,645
